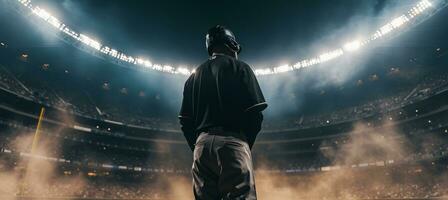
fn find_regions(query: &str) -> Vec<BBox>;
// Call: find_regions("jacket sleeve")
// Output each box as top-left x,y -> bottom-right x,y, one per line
239,63 -> 267,149
244,111 -> 263,149
240,63 -> 268,113
179,75 -> 196,151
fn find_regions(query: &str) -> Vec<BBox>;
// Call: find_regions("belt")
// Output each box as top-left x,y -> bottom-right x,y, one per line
203,126 -> 240,134
201,126 -> 247,141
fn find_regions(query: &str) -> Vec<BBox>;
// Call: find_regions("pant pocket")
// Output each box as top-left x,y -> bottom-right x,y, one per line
194,133 -> 208,146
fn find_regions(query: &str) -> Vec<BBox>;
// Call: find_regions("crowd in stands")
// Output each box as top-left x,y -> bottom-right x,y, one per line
262,118 -> 448,172
334,183 -> 447,199
0,126 -> 189,175
0,169 -> 447,200
277,141 -> 448,173
264,73 -> 448,130
0,59 -> 447,131
2,116 -> 446,177
0,177 -> 166,200
404,141 -> 448,164
406,74 -> 448,103
0,65 -> 30,97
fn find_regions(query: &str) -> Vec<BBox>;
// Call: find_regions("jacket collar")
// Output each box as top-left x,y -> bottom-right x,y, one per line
210,53 -> 237,60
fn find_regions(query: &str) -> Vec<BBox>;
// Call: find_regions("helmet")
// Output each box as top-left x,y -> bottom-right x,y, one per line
205,25 -> 241,56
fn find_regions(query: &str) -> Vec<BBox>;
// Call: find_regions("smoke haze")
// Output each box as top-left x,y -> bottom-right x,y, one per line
0,119 -> 445,200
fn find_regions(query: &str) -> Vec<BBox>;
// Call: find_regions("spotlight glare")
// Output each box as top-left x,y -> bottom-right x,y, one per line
144,60 -> 152,68
163,65 -> 174,73
273,65 -> 293,73
176,67 -> 192,75
254,68 -> 274,76
152,64 -> 163,71
343,40 -> 361,52
136,58 -> 145,65
33,7 -> 51,20
391,15 -> 409,28
319,49 -> 344,61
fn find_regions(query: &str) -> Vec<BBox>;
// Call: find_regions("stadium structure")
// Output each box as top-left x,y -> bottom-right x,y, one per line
0,0 -> 448,199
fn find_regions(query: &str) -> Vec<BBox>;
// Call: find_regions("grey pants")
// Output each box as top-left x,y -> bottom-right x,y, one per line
192,131 -> 257,200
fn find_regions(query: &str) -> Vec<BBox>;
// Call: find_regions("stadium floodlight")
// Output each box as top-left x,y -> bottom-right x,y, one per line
292,62 -> 302,69
144,60 -> 152,68
15,0 -> 443,76
136,58 -> 145,65
109,49 -> 118,58
319,49 -> 344,61
80,34 -> 102,50
119,53 -> 132,62
62,27 -> 79,39
273,65 -> 293,73
19,0 -> 31,6
176,67 -> 192,75
379,24 -> 394,36
33,7 -> 50,21
391,15 -> 409,28
163,65 -> 174,73
409,0 -> 433,18
128,56 -> 135,64
254,68 -> 273,76
152,64 -> 163,71
251,0 -> 439,75
100,46 -> 111,54
47,16 -> 62,29
343,40 -> 361,52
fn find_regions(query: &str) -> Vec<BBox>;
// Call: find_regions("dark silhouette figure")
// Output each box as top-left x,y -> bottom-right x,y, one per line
179,25 -> 267,200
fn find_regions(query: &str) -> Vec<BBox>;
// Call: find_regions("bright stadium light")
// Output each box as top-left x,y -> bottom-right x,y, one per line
390,15 -> 409,28
152,64 -> 163,71
47,16 -> 62,29
33,7 -> 50,20
273,65 -> 293,73
144,60 -> 152,68
254,68 -> 273,75
136,58 -> 145,65
163,65 -> 174,73
15,0 -> 443,76
109,49 -> 118,58
80,34 -> 102,50
344,40 -> 361,52
319,49 -> 344,61
253,0 -> 438,75
18,0 -> 31,6
176,67 -> 192,75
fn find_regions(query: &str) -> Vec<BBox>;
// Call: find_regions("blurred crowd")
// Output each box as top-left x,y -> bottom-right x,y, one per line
329,183 -> 447,200
1,64 -> 448,131
0,171 -> 446,200
265,74 -> 448,130
11,181 -> 164,200
0,64 -> 175,129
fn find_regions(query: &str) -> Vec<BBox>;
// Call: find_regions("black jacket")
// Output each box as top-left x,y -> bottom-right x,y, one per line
179,54 -> 267,151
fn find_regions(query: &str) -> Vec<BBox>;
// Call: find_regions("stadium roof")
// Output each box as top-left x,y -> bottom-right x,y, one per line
7,0 -> 448,76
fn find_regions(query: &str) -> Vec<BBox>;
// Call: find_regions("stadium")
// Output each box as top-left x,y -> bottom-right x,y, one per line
0,0 -> 448,199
